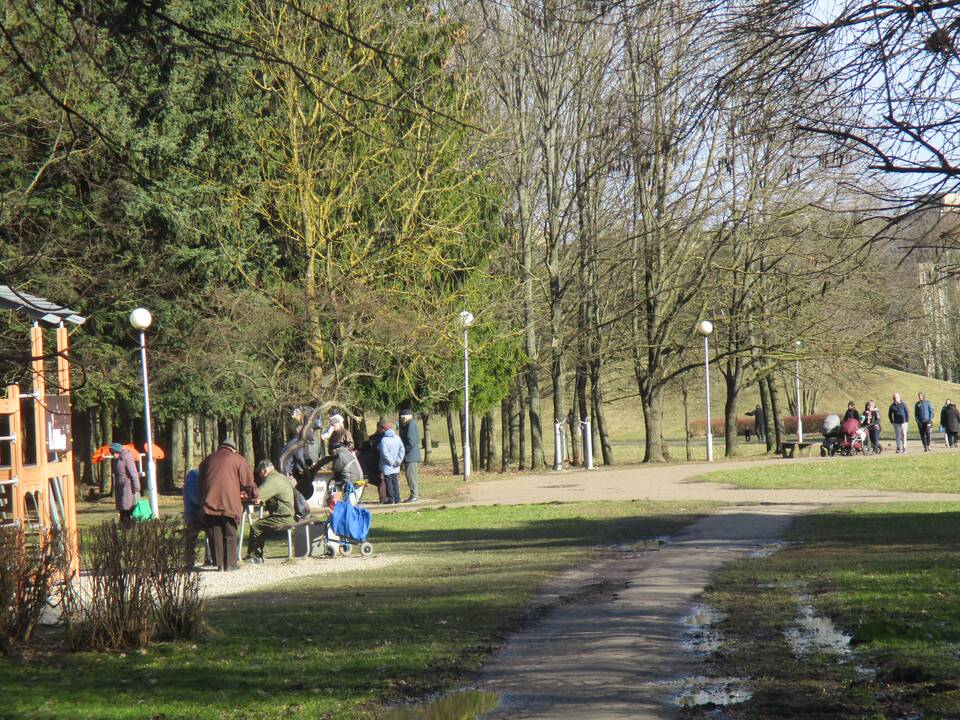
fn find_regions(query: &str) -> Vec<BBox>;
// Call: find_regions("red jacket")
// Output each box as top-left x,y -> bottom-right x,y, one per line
198,448 -> 258,524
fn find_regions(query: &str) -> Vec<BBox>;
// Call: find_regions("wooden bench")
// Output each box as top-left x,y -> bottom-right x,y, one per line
781,441 -> 813,459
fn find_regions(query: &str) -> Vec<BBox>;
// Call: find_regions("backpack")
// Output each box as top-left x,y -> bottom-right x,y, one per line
292,487 -> 312,521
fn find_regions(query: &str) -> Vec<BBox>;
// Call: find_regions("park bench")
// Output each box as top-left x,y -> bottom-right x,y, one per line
781,441 -> 813,459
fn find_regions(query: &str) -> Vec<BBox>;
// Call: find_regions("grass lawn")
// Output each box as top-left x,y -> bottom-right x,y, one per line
2,500 -> 716,719
693,502 -> 960,719
692,451 -> 960,493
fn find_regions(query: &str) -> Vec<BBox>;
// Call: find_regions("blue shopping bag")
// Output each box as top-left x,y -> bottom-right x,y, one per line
331,495 -> 370,542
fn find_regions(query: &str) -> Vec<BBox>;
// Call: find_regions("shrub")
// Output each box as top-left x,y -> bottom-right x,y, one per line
0,526 -> 68,655
687,417 -> 754,438
783,414 -> 830,435
64,518 -> 206,650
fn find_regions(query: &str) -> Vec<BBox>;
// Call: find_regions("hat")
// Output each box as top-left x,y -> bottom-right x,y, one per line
329,413 -> 344,426
399,408 -> 413,418
220,438 -> 237,451
109,442 -> 123,453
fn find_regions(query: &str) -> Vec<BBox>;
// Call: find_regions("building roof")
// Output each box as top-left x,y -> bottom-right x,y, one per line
0,285 -> 85,326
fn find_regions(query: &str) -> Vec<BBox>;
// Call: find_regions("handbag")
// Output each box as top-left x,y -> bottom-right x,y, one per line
130,497 -> 153,522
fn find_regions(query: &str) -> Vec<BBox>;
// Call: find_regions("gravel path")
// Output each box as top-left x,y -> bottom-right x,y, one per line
199,554 -> 405,600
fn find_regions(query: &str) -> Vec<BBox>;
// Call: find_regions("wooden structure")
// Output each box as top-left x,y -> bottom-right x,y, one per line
0,285 -> 85,563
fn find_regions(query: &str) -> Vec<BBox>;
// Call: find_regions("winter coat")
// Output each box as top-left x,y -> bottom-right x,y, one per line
399,417 -> 422,463
378,428 -> 405,476
257,469 -> 295,522
915,399 -> 934,424
888,402 -> 909,424
942,404 -> 960,434
331,445 -> 364,485
183,468 -> 201,525
843,409 -> 860,421
112,448 -> 140,512
745,407 -> 764,429
199,447 -> 258,524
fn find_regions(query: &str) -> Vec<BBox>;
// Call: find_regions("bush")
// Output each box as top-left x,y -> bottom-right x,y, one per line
64,518 -> 205,650
0,526 -> 67,655
783,414 -> 830,435
687,416 -> 754,438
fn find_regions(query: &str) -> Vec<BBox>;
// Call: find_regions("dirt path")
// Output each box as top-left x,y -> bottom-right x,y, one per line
464,457 -> 960,718
478,506 -> 808,719
457,455 -> 960,507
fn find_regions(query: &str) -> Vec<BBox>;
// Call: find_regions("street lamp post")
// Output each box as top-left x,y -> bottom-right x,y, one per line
459,310 -> 474,481
697,320 -> 714,462
795,340 -> 803,443
130,308 -> 159,518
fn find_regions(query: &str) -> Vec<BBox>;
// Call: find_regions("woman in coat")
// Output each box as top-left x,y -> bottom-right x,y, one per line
862,401 -> 881,454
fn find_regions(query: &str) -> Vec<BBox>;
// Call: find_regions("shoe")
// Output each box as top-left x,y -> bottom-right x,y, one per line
242,555 -> 264,565
402,496 -> 418,504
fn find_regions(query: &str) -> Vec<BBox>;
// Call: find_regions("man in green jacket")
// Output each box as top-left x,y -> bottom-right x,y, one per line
244,460 -> 296,563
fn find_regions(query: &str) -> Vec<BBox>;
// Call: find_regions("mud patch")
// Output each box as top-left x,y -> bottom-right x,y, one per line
381,690 -> 499,719
681,603 -> 726,655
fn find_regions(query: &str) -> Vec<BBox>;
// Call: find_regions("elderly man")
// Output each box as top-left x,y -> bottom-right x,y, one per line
199,438 -> 258,571
109,442 -> 140,528
244,460 -> 295,564
888,393 -> 910,454
398,409 -> 421,503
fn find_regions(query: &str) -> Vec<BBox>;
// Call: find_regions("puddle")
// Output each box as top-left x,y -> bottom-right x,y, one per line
749,543 -> 785,558
680,604 -> 726,655
783,599 -> 852,658
380,690 -> 500,719
672,677 -> 753,707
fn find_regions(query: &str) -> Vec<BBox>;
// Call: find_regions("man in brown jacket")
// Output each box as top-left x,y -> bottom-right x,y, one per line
199,438 -> 258,571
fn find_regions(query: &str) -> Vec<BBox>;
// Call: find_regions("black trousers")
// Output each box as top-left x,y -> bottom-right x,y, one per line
203,513 -> 238,571
918,422 -> 932,450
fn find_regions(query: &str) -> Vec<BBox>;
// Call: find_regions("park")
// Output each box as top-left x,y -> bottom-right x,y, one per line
3,0 -> 960,718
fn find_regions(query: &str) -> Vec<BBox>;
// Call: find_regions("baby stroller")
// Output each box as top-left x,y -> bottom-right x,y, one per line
820,414 -> 842,457
834,417 -> 867,456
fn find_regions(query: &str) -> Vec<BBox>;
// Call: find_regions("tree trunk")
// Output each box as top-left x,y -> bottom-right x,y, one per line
446,405 -> 460,476
526,364 -> 544,469
766,374 -> 784,454
478,415 -> 488,471
217,418 -> 228,446
640,384 -> 666,463
241,412 -> 254,463
99,403 -> 112,495
169,416 -> 184,491
470,413 -> 478,469
421,412 -> 432,465
758,377 -> 774,453
270,411 -> 285,466
509,387 -> 520,465
570,367 -> 584,466
518,382 -> 527,471
682,384 -> 692,461
501,399 -> 510,472
590,359 -> 613,465
723,369 -> 741,457
485,409 -> 497,472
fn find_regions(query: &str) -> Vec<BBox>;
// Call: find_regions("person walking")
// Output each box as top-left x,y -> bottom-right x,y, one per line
942,399 -> 953,447
378,421 -> 405,505
199,438 -> 258,571
745,405 -> 765,441
109,442 -> 140,529
941,400 -> 960,448
915,392 -> 935,452
863,400 -> 882,454
244,460 -> 295,564
888,393 -> 910,453
398,409 -> 421,503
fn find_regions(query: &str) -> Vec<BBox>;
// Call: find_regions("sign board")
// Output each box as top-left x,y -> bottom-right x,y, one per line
44,395 -> 72,453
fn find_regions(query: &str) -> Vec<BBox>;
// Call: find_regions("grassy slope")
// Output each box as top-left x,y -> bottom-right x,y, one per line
1,501 -> 715,719
692,451 -> 960,492
421,366 -> 960,465
696,502 -> 960,719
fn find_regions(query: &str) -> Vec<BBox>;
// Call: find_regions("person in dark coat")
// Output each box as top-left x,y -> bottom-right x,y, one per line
862,400 -> 882,453
398,409 -> 421,503
915,392 -> 935,452
888,393 -> 909,453
843,401 -> 860,422
357,421 -> 388,504
745,405 -> 764,441
109,442 -> 140,528
199,438 -> 258,571
941,400 -> 960,448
